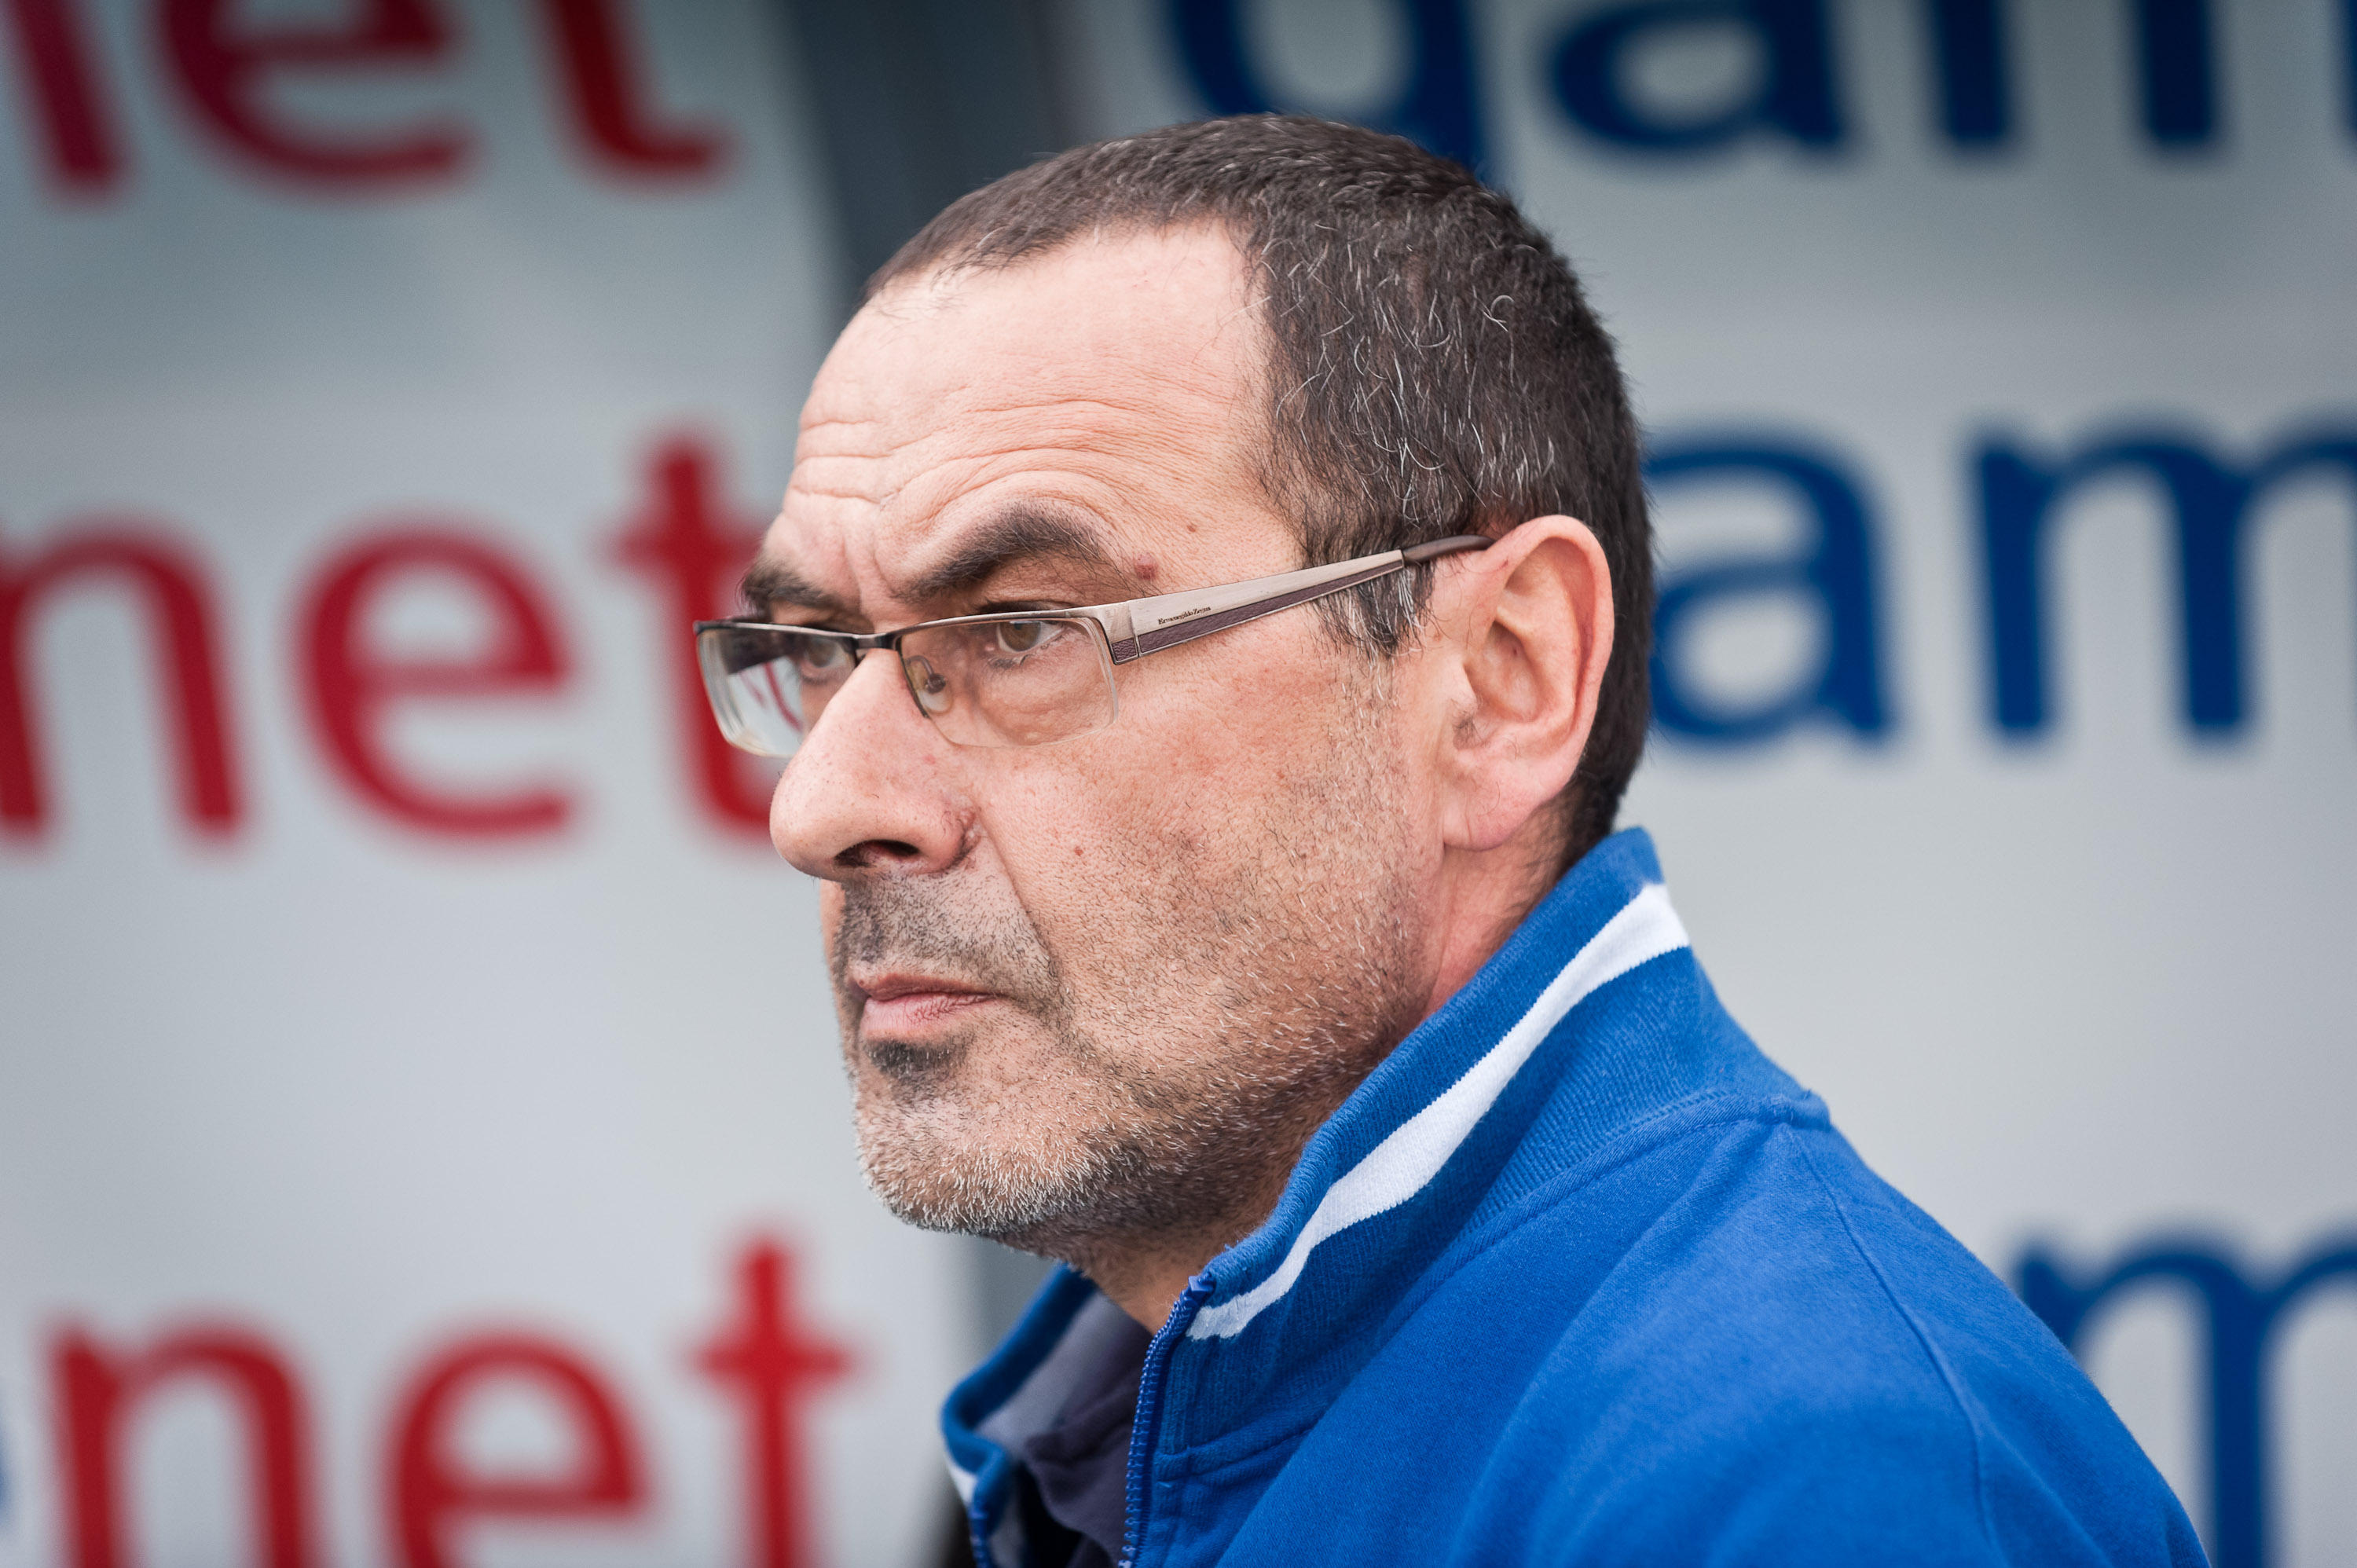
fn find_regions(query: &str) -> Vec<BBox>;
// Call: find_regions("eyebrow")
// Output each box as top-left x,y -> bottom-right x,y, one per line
739,556 -> 857,620
896,506 -> 1134,605
738,505 -> 1137,626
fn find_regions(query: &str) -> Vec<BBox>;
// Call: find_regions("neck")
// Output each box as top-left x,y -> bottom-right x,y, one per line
1420,815 -> 1570,1019
1039,1108 -> 1321,1328
1067,1231 -> 1239,1332
1044,1042 -> 1384,1328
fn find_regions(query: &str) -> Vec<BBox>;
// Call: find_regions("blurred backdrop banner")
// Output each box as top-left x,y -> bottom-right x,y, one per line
1,3 -> 2351,1567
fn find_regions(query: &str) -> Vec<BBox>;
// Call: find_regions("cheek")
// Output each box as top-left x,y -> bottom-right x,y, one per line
970,756 -> 1147,917
1127,635 -> 1374,845
977,645 -> 1364,933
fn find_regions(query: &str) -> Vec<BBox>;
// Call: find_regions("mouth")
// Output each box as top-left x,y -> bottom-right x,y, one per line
850,971 -> 1001,1036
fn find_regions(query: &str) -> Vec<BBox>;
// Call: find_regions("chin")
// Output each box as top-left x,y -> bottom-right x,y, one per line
849,1079 -> 1108,1240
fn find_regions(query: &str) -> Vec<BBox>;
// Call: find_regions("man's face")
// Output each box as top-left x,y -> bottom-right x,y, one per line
759,229 -> 1439,1265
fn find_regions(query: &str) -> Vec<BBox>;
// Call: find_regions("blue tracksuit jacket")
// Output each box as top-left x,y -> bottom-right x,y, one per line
944,829 -> 2205,1566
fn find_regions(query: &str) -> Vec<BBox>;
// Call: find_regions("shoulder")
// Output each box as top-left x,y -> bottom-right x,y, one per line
1423,1118 -> 2202,1566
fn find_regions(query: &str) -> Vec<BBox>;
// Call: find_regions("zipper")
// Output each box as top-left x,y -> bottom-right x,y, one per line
1121,1274 -> 1215,1568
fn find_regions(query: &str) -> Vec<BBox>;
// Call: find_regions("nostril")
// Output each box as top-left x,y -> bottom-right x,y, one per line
837,838 -> 923,870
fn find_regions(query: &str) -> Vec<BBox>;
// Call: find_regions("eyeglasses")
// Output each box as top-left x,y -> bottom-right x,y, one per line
694,534 -> 1492,757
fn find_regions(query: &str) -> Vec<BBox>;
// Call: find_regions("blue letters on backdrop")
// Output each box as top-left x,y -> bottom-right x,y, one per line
1168,0 -> 2266,166
1169,0 -> 1487,172
1645,439 -> 1889,744
2132,0 -> 2221,146
1926,0 -> 2010,146
1549,0 -> 1845,153
1978,427 -> 2357,739
2020,1237 -> 2357,1568
2345,0 -> 2357,138
1169,0 -> 2291,165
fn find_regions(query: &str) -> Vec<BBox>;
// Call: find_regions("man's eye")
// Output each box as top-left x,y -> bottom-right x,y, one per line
993,620 -> 1053,654
794,636 -> 852,672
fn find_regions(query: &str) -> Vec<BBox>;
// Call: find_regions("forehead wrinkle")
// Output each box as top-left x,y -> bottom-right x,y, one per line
786,467 -> 893,508
849,383 -> 1225,526
938,352 -> 1244,434
830,229 -> 1258,418
797,405 -> 887,438
904,307 -> 1248,423
782,230 -> 1275,617
803,302 -> 1259,502
911,384 -> 1241,506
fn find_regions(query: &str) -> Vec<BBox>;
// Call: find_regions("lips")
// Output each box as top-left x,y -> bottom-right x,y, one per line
850,971 -> 999,1035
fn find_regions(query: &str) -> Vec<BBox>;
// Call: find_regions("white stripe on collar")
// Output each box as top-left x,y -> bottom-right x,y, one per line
1188,882 -> 1690,1342
946,1453 -> 977,1505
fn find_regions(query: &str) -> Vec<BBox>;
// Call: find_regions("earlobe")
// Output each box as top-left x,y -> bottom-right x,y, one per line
1438,516 -> 1615,854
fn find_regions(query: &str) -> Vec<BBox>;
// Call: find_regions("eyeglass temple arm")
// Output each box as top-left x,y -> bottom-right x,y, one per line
1102,534 -> 1493,664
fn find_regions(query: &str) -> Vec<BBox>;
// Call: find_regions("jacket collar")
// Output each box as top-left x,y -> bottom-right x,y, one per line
943,828 -> 1816,1560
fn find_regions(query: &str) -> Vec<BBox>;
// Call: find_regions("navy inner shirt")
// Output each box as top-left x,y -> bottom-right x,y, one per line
1013,1312 -> 1152,1568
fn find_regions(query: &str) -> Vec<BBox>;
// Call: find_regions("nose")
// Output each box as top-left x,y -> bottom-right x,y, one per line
768,647 -> 970,878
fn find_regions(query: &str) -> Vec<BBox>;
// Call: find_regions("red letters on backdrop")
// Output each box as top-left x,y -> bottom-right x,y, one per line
159,0 -> 467,185
53,1323 -> 324,1568
2,440 -> 777,843
537,0 -> 728,176
388,1334 -> 647,1568
3,0 -> 123,192
300,526 -> 574,837
46,1240 -> 852,1568
2,0 -> 728,194
0,523 -> 242,838
697,1240 -> 856,1568
611,435 -> 774,835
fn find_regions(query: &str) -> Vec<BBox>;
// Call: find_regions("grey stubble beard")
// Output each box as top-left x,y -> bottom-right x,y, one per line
830,684 -> 1425,1276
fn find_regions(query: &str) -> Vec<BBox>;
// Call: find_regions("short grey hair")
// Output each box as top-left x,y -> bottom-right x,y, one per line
873,115 -> 1651,865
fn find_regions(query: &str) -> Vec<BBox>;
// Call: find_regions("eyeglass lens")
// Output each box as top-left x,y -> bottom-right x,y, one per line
698,617 -> 1116,757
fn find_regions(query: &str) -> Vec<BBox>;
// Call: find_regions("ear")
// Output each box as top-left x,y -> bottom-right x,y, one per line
1427,515 -> 1615,854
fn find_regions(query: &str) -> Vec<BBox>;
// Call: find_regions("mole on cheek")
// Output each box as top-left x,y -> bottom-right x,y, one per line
1134,554 -> 1158,582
